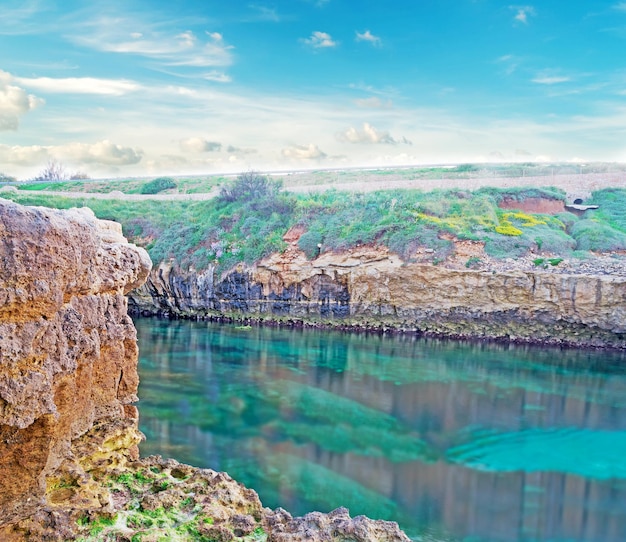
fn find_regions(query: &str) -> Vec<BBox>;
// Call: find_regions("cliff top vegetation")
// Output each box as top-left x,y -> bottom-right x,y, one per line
3,171 -> 625,274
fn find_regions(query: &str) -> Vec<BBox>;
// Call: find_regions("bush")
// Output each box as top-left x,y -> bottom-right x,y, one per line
141,177 -> 177,194
529,224 -> 576,254
588,189 -> 626,233
571,219 -> 626,252
218,171 -> 280,203
483,231 -> 534,259
298,230 -> 323,259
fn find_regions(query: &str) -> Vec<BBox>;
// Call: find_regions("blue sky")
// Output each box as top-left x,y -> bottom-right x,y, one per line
1,0 -> 626,178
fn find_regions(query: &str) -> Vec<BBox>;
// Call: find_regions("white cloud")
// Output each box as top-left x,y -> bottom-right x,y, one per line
0,144 -> 49,164
355,30 -> 381,46
301,31 -> 337,48
58,140 -> 143,165
15,75 -> 140,96
613,2 -> 626,11
0,71 -> 43,130
179,137 -> 222,153
510,5 -> 536,24
71,20 -> 234,69
354,96 -> 393,108
281,143 -> 327,159
337,122 -> 399,144
204,71 -> 232,83
0,141 -> 142,174
532,74 -> 571,84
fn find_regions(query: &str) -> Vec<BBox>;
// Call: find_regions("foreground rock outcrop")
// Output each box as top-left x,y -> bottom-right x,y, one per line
0,200 -> 151,532
0,200 -> 410,541
130,237 -> 626,349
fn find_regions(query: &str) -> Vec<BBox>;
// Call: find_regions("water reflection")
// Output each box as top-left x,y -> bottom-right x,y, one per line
135,317 -> 626,542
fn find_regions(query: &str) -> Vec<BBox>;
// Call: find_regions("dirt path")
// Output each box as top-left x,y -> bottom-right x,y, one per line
5,171 -> 625,201
283,171 -> 626,200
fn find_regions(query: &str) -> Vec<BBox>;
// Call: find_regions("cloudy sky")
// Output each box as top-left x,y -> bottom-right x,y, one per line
2,1 -> 626,179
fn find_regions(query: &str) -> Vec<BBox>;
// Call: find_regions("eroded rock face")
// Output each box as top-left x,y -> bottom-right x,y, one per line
131,242 -> 626,349
0,199 -> 151,527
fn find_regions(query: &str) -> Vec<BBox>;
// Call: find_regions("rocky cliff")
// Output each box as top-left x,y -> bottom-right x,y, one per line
0,200 -> 409,541
130,239 -> 626,349
0,199 -> 151,535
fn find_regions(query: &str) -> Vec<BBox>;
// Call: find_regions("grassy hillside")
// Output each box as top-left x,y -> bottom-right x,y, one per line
3,173 -> 625,274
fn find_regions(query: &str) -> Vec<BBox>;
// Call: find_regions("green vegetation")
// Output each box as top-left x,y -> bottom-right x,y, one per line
533,257 -> 564,268
3,177 -> 625,274
140,176 -> 177,194
75,464 -> 267,542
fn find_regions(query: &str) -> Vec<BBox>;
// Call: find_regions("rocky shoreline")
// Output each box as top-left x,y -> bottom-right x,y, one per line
129,237 -> 626,350
5,455 -> 409,542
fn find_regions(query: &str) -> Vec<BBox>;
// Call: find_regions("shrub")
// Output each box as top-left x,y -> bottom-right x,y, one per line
70,171 -> 91,180
141,177 -> 177,194
495,222 -> 523,236
298,230 -> 323,259
483,231 -> 533,259
588,188 -> 626,233
528,224 -> 576,254
571,219 -> 626,251
218,171 -> 280,203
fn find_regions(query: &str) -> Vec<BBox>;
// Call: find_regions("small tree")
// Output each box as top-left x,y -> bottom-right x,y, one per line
218,171 -> 281,203
32,160 -> 69,182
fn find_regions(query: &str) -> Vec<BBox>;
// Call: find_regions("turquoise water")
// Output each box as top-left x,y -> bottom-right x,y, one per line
134,317 -> 626,542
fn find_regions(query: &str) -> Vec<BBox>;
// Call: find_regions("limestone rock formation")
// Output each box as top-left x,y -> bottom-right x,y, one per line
131,241 -> 626,349
266,507 -> 411,542
0,199 -> 151,531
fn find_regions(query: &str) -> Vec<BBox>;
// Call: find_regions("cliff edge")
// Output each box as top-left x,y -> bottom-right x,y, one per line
131,235 -> 626,349
0,200 -> 410,541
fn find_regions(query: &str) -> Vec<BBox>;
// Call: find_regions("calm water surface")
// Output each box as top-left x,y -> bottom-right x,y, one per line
134,317 -> 626,542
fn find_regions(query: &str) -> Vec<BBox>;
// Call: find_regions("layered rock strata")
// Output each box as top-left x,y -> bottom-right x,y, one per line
130,244 -> 626,349
0,200 -> 410,541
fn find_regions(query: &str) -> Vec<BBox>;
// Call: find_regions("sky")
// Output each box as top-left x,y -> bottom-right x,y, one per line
1,0 -> 626,179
